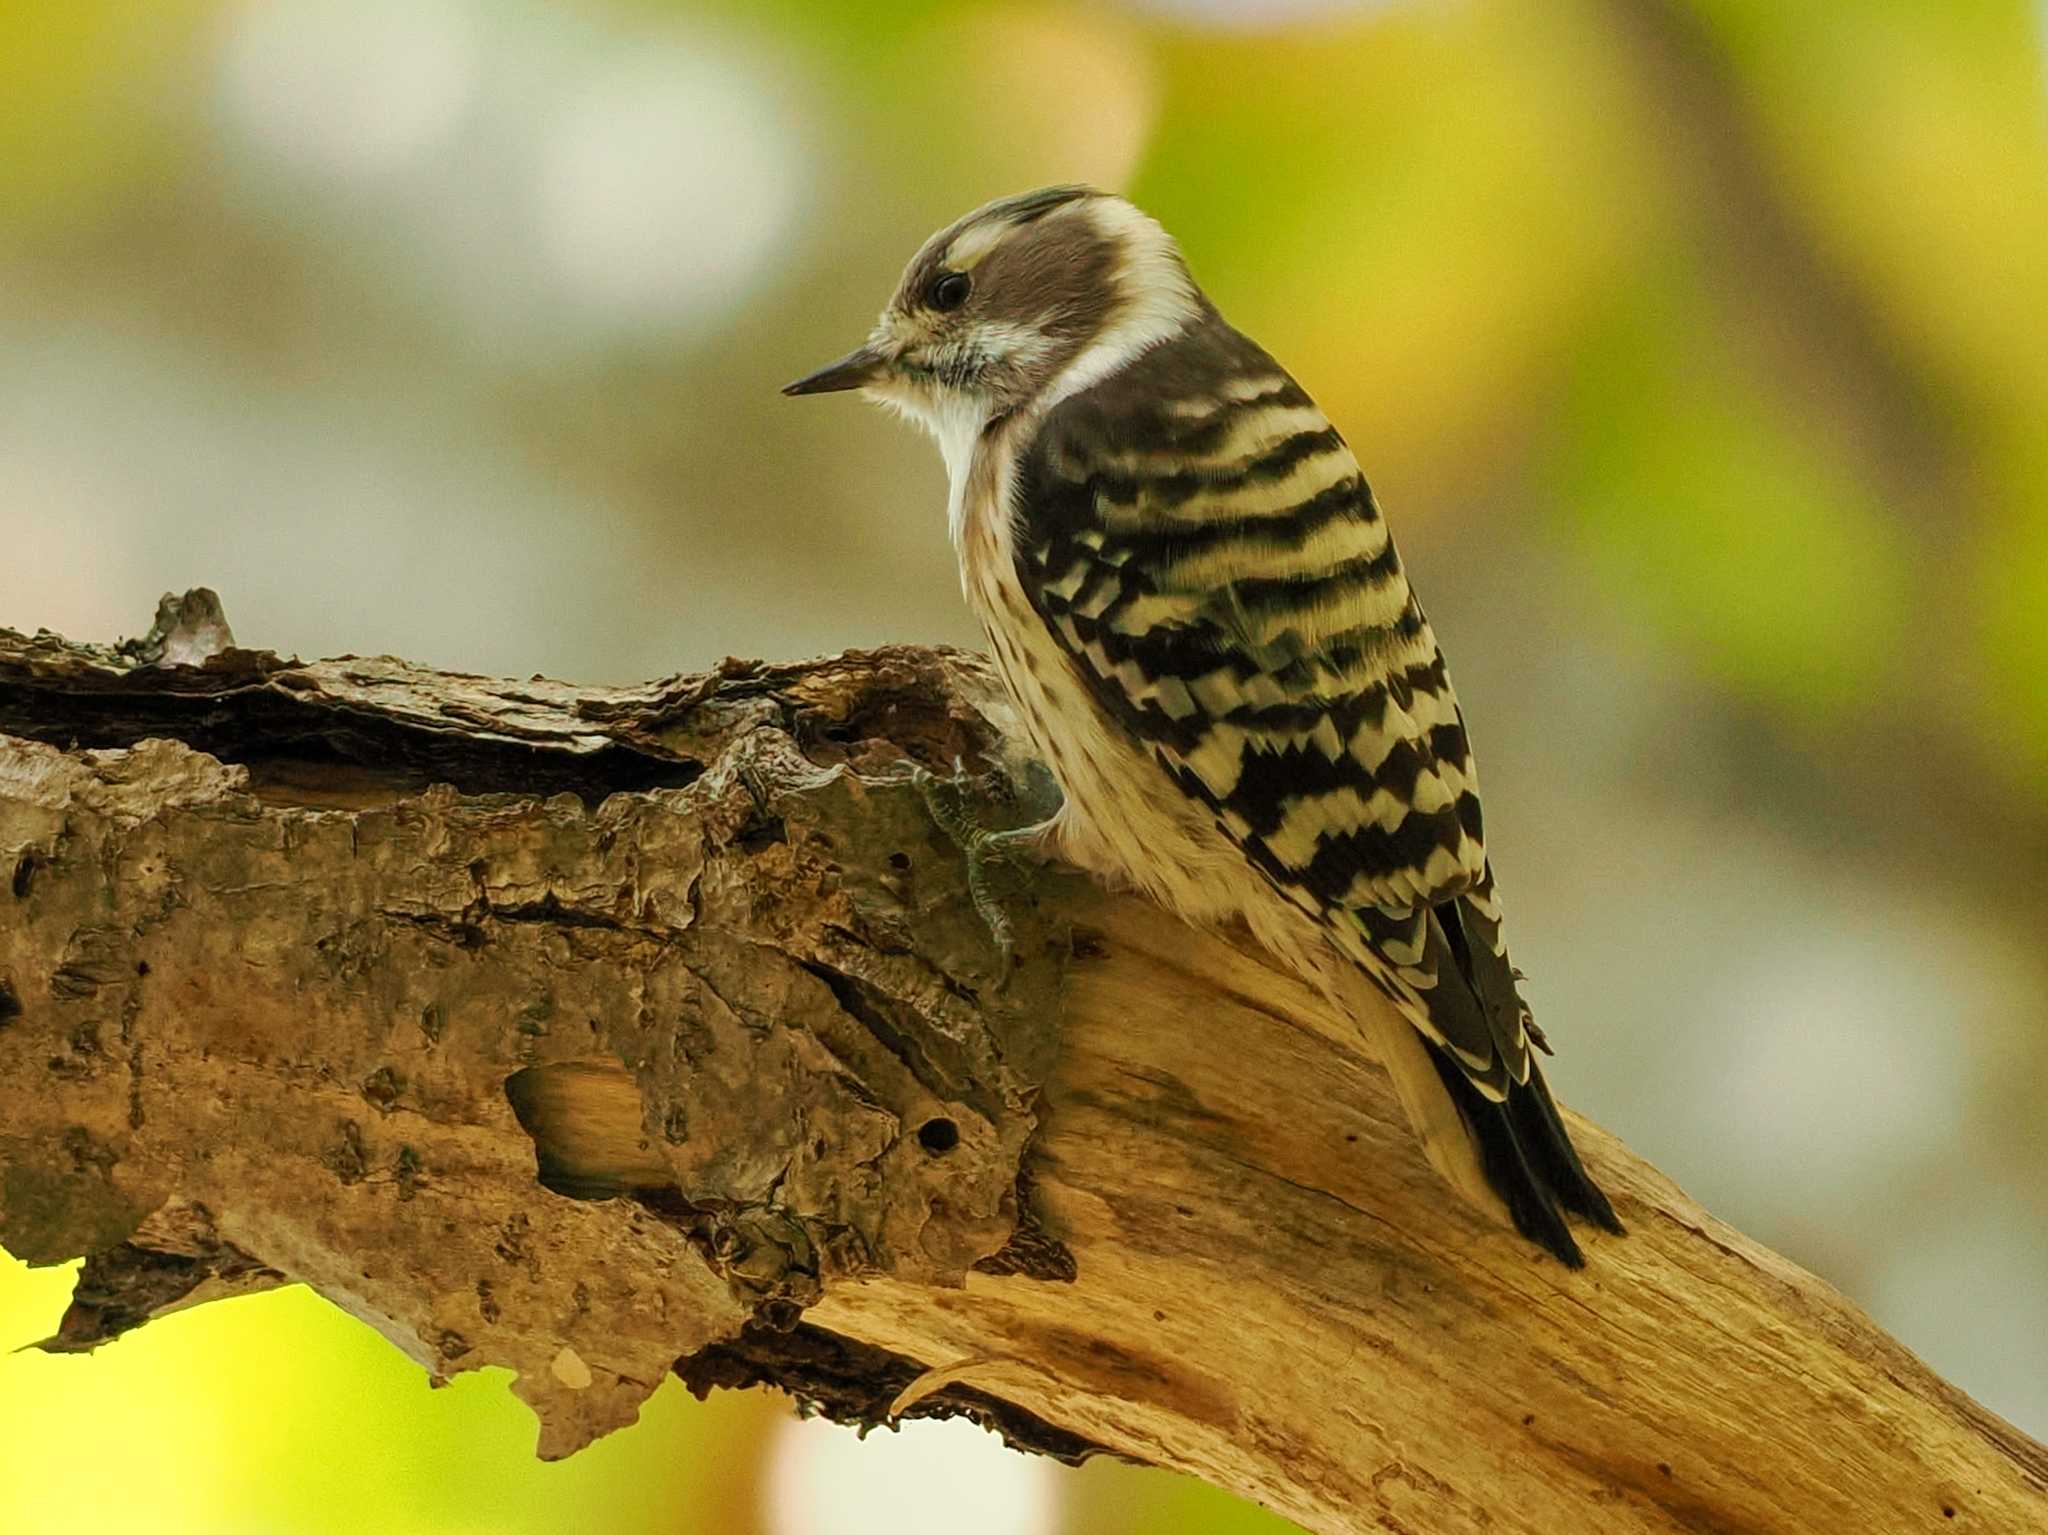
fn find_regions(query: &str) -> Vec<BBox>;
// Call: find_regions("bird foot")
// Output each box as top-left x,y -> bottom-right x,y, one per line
903,759 -> 1058,964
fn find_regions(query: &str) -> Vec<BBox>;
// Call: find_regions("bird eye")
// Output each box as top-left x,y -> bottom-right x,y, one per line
928,272 -> 971,311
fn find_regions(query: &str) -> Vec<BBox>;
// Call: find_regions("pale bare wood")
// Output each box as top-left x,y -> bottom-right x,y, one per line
1,612 -> 2041,1533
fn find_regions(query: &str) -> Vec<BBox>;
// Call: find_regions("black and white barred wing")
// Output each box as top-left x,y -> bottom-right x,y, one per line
1013,359 -> 1534,1099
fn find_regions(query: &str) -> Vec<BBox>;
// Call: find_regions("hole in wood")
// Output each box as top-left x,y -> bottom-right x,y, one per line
737,814 -> 787,853
917,1118 -> 959,1155
504,1061 -> 675,1199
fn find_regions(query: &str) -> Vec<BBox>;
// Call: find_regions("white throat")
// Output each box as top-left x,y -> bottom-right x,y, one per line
881,388 -> 1000,550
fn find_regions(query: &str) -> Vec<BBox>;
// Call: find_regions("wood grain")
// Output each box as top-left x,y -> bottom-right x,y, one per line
2,614 -> 2041,1532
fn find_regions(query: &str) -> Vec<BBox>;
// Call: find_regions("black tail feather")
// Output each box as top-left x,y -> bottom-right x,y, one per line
1425,1047 -> 1621,1267
1508,1060 -> 1625,1235
1431,888 -> 1622,1261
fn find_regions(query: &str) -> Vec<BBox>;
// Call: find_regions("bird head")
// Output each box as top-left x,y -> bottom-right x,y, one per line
783,186 -> 1201,455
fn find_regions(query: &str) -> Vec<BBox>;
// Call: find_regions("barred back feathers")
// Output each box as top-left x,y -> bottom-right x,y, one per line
784,186 -> 1621,1265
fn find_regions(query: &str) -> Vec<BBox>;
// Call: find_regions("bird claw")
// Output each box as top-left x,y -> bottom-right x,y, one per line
899,758 -> 1054,967
962,822 -> 1057,968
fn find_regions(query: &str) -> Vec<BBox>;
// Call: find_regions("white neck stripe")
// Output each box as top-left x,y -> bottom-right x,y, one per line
1041,199 -> 1201,413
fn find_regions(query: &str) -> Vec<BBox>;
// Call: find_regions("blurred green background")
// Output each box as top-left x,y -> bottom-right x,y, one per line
3,0 -> 2046,1529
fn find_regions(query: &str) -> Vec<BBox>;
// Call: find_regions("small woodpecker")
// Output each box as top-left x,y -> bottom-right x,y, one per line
785,186 -> 1621,1265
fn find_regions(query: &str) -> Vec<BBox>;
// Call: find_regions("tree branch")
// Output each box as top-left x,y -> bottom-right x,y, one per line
2,601 -> 2042,1533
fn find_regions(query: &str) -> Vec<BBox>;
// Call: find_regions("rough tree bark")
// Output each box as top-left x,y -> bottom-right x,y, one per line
2,596 -> 2042,1535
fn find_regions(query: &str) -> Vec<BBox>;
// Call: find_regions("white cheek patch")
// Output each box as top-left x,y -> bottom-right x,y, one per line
968,320 -> 1057,369
1042,201 -> 1202,411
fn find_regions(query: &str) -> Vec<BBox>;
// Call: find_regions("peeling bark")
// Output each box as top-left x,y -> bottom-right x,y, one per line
2,608 -> 2043,1532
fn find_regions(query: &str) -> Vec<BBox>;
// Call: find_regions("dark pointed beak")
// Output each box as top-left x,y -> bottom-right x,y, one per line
782,344 -> 889,397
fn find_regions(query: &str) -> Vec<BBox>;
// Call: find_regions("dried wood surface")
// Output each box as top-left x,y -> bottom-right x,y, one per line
1,600 -> 2042,1534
